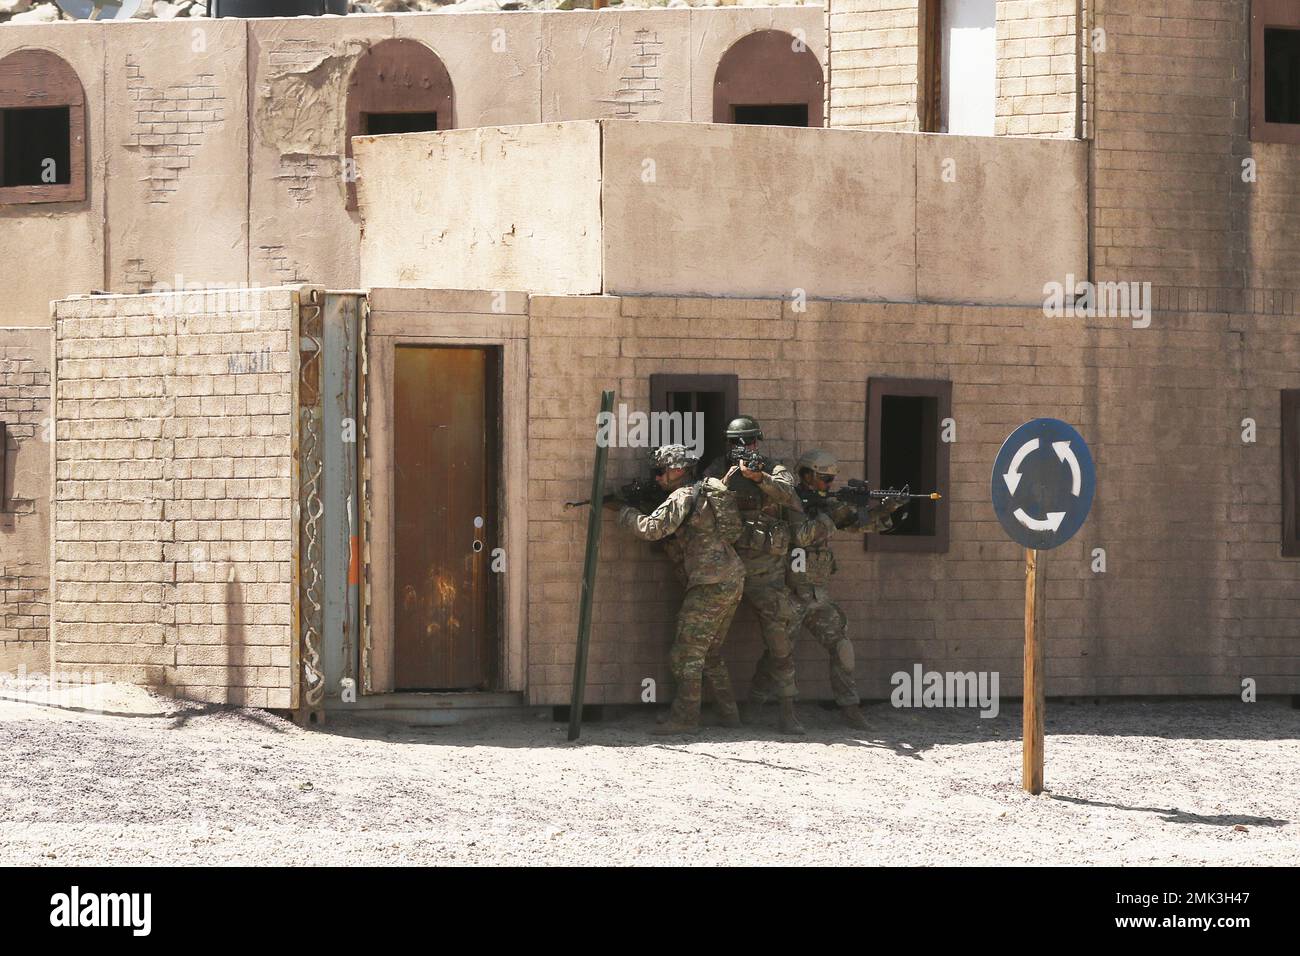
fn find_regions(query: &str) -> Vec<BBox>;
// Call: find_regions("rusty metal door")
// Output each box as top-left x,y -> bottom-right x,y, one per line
393,346 -> 499,690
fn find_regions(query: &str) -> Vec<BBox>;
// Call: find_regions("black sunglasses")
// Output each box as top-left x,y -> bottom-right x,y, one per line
651,466 -> 667,477
815,473 -> 836,483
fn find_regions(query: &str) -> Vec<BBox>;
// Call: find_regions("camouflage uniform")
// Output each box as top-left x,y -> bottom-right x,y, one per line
753,449 -> 906,727
618,474 -> 744,729
785,504 -> 862,706
704,455 -> 803,701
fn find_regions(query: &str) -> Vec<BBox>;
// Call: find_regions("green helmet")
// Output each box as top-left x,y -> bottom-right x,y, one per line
796,448 -> 838,477
725,416 -> 763,441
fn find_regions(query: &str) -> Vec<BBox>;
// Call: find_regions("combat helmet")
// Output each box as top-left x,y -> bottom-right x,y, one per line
725,416 -> 763,441
796,448 -> 839,477
652,444 -> 697,470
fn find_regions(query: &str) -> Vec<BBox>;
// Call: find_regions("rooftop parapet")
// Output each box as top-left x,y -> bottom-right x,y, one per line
355,119 -> 1087,307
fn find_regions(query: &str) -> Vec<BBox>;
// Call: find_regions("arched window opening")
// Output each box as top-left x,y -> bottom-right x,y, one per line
345,39 -> 454,210
713,30 -> 824,128
0,49 -> 87,205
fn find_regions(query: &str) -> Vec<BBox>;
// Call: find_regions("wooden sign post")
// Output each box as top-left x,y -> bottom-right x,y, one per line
1023,547 -> 1046,794
993,418 -> 1094,796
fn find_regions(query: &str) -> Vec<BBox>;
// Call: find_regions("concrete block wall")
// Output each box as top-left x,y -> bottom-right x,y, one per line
828,0 -> 921,129
996,0 -> 1077,136
525,293 -> 1300,706
1091,0 -> 1300,313
827,0 -> 1078,136
0,328 -> 51,673
51,289 -> 298,707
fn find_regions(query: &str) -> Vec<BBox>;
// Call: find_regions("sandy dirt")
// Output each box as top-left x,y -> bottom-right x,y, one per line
0,683 -> 1296,866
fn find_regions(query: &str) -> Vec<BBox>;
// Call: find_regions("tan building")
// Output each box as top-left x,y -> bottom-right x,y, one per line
4,2 -> 1300,719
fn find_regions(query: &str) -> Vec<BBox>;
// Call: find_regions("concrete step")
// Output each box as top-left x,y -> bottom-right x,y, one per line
324,691 -> 533,726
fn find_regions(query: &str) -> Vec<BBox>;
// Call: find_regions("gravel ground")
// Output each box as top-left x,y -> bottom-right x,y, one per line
1,684 -> 1297,866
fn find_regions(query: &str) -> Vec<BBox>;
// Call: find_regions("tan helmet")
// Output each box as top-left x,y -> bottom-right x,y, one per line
652,444 -> 698,470
796,448 -> 839,477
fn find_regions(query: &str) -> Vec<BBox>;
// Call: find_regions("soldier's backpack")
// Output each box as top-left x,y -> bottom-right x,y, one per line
692,477 -> 743,546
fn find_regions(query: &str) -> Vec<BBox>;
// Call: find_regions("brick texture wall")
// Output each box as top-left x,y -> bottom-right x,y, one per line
828,0 -> 922,129
0,328 -> 51,672
124,55 -> 227,205
996,0 -> 1077,136
828,0 -> 1079,136
1091,0 -> 1300,313
526,293 -> 1300,706
52,290 -> 297,707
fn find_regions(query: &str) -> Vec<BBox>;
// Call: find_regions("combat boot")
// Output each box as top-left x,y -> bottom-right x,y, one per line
778,698 -> 806,736
839,703 -> 868,731
713,688 -> 742,728
651,694 -> 702,735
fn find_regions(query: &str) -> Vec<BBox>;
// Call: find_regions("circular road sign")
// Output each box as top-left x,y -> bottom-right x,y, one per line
991,418 -> 1095,550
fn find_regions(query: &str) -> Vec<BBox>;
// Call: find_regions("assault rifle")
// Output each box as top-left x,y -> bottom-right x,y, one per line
800,481 -> 942,530
727,445 -> 770,473
564,477 -> 667,514
833,479 -> 941,508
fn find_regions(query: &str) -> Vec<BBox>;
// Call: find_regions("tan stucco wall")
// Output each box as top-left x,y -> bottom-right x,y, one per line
355,123 -> 604,295
356,120 -> 1086,305
247,14 -> 395,290
104,17 -> 250,295
600,121 -> 916,300
914,132 -> 1087,304
1,9 -> 822,304
613,122 -> 1087,303
541,9 -> 692,123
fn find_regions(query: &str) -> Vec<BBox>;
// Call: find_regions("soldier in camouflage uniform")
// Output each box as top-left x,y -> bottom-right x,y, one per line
611,444 -> 745,735
756,448 -> 909,731
703,416 -> 807,735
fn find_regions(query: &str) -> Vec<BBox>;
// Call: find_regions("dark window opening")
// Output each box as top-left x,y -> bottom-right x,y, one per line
1,107 -> 71,187
650,374 -> 738,477
866,377 -> 951,554
1283,389 -> 1300,557
1264,29 -> 1300,124
731,104 -> 809,127
879,395 -> 938,537
362,111 -> 439,136
1251,2 -> 1300,143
